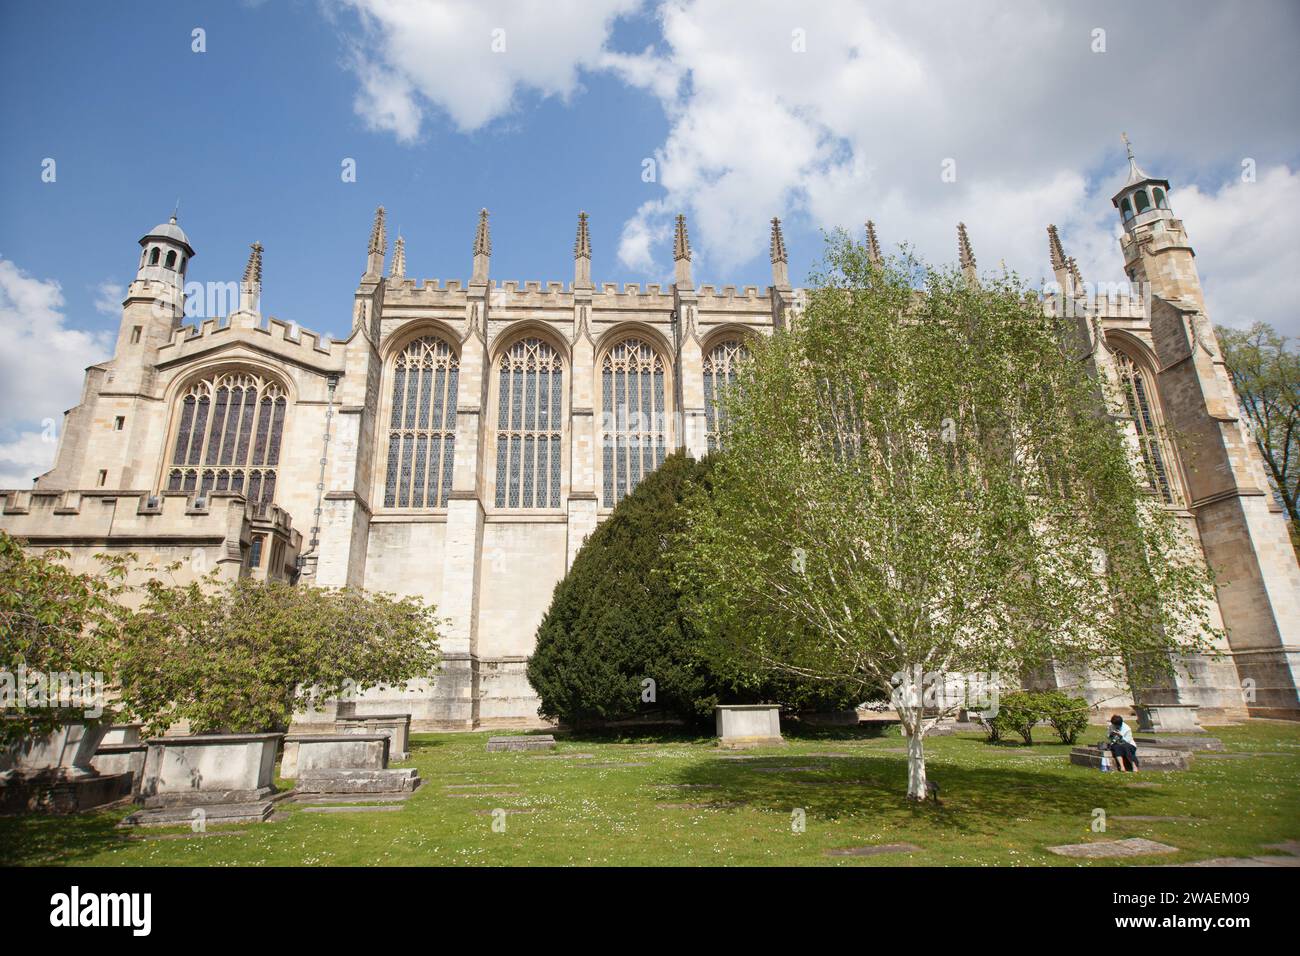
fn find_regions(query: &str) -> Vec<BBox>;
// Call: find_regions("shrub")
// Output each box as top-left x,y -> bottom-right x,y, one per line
1040,690 -> 1090,744
106,574 -> 442,735
990,691 -> 1040,745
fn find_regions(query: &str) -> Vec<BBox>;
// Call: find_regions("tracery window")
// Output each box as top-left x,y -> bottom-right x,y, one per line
601,337 -> 667,507
1114,350 -> 1180,505
165,369 -> 287,513
703,338 -> 749,452
383,336 -> 459,508
494,337 -> 563,508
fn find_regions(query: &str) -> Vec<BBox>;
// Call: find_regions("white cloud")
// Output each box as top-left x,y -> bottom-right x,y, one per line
93,280 -> 124,316
0,259 -> 112,487
340,0 -> 641,137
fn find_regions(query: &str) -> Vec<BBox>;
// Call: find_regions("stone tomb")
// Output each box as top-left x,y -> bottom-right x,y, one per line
1135,704 -> 1203,734
1069,743 -> 1191,771
0,723 -> 133,815
715,704 -> 784,749
121,732 -> 283,826
284,733 -> 422,795
336,713 -> 411,761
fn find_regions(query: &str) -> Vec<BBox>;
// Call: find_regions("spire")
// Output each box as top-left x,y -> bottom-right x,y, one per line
957,222 -> 977,284
769,217 -> 789,288
865,220 -> 882,265
242,241 -> 263,284
573,211 -> 592,288
239,241 -> 262,313
390,234 -> 405,280
1047,224 -> 1066,272
365,206 -> 386,276
1067,256 -> 1084,294
1119,131 -> 1151,187
673,213 -> 693,288
472,208 -> 491,284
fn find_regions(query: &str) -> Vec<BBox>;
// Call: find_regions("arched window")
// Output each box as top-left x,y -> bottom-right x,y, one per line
149,247 -> 161,266
1153,187 -> 1168,209
494,337 -> 563,508
601,337 -> 666,507
383,335 -> 459,509
165,250 -> 177,270
703,338 -> 749,452
165,369 -> 287,513
1114,350 -> 1180,505
1120,198 -> 1134,221
1134,190 -> 1151,214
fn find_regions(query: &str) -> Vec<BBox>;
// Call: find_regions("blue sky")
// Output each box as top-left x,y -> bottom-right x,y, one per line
2,0 -> 1299,485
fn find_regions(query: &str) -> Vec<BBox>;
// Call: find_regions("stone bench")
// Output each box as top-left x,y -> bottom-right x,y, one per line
1070,744 -> 1191,772
486,734 -> 556,752
281,734 -> 389,778
335,714 -> 411,761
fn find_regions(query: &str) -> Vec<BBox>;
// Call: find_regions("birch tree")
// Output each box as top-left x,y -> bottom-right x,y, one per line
675,235 -> 1219,800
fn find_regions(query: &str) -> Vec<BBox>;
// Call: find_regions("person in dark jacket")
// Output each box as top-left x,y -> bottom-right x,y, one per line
1107,714 -> 1139,772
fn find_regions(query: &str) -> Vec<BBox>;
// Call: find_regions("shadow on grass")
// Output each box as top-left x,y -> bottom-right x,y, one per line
670,753 -> 1151,835
0,809 -> 133,867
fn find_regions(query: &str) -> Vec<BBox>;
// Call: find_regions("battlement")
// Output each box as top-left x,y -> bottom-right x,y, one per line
1042,281 -> 1150,321
156,311 -> 345,364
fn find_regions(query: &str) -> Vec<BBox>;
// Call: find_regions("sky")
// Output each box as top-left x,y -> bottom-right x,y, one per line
1,0 -> 1298,486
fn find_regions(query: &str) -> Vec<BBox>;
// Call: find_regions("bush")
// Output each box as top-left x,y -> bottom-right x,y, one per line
1040,690 -> 1090,744
527,452 -> 856,727
990,691 -> 1040,745
106,574 -> 442,735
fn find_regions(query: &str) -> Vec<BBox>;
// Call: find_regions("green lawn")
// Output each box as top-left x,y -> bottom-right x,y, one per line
3,721 -> 1297,866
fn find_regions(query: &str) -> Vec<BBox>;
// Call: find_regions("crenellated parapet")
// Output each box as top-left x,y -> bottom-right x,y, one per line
155,312 -> 346,368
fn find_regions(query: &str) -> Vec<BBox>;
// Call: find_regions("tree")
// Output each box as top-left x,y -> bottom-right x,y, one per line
527,452 -> 855,727
0,532 -> 120,746
105,570 -> 442,736
1216,321 -> 1299,550
676,235 -> 1220,800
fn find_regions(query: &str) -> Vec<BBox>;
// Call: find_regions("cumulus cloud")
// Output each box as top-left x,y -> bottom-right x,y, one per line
0,259 -> 112,487
336,0 -> 1300,335
339,0 -> 641,137
93,280 -> 124,316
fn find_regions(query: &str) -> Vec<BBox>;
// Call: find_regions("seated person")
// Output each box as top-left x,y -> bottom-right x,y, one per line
1106,714 -> 1139,772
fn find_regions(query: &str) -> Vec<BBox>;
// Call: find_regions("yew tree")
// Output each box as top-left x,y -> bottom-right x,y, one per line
676,235 -> 1219,800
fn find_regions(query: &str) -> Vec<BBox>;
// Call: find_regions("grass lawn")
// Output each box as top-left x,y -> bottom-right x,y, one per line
2,721 -> 1296,866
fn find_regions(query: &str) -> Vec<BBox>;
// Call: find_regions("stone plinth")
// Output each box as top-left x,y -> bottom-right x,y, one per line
486,734 -> 556,752
100,724 -> 144,746
138,733 -> 282,807
1069,744 -> 1190,771
335,714 -> 410,761
281,734 -> 389,778
1136,704 -> 1203,733
296,767 -> 420,794
716,704 -> 784,749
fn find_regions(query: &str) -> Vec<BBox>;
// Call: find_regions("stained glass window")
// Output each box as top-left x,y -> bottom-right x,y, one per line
495,337 -> 563,508
383,336 -> 460,508
601,338 -> 666,507
167,370 -> 286,513
1114,350 -> 1180,505
703,338 -> 749,452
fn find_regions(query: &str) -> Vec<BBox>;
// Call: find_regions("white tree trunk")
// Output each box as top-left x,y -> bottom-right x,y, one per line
901,709 -> 928,800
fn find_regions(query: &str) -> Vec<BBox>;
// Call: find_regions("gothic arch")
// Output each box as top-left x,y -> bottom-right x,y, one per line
596,331 -> 672,508
376,331 -> 461,510
1105,331 -> 1186,506
486,330 -> 569,510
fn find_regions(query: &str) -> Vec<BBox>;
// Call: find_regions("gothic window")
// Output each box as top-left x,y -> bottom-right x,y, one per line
383,335 -> 459,509
601,337 -> 666,507
1114,350 -> 1180,505
494,336 -> 563,508
703,338 -> 749,452
165,369 -> 287,513
149,247 -> 160,265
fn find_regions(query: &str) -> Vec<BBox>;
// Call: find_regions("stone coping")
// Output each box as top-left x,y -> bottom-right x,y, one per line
335,714 -> 411,722
95,742 -> 147,753
714,704 -> 780,711
284,734 -> 389,744
143,733 -> 284,745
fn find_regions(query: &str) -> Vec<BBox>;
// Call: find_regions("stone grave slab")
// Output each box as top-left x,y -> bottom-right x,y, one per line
1070,745 -> 1189,771
487,735 -> 556,752
296,767 -> 420,794
301,804 -> 404,814
825,843 -> 922,857
121,799 -> 275,827
1047,837 -> 1178,859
